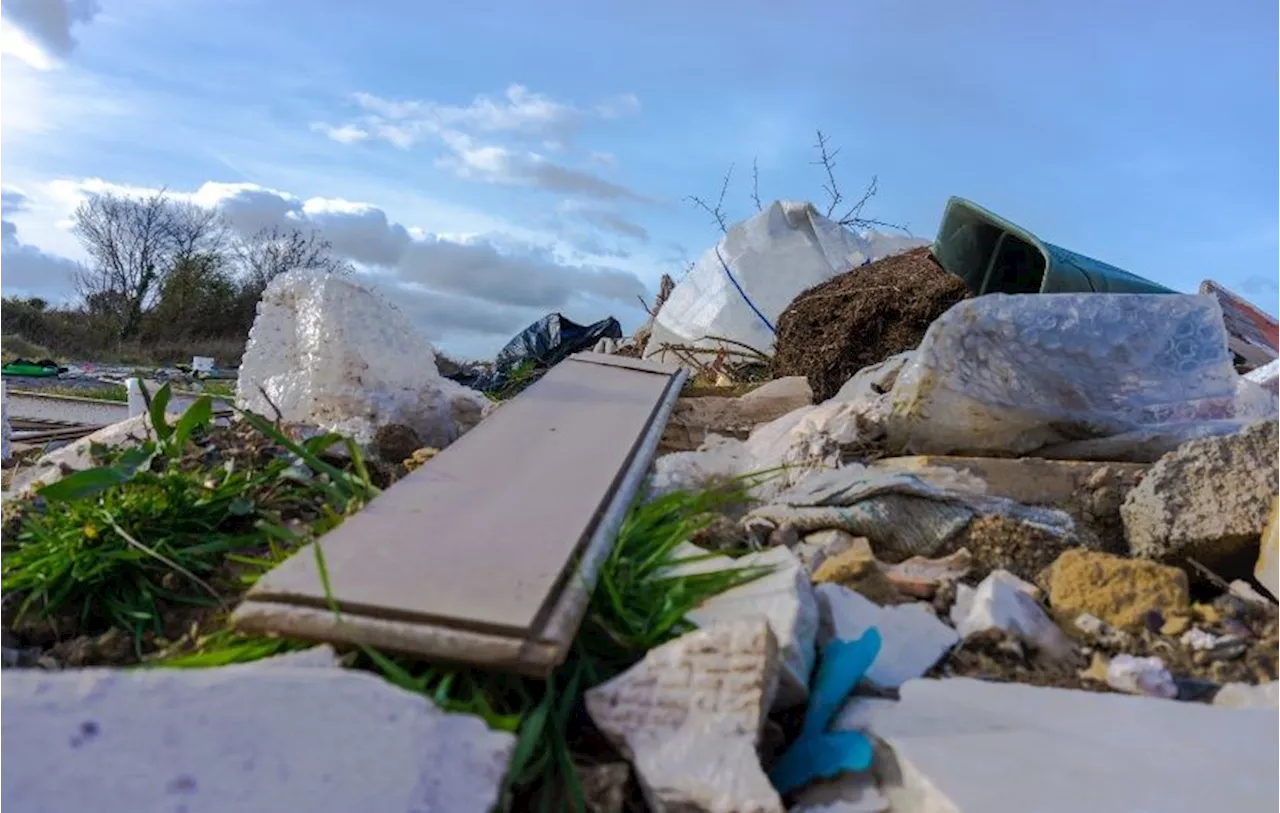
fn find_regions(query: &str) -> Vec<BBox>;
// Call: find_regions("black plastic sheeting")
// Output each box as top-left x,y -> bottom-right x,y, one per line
474,312 -> 622,391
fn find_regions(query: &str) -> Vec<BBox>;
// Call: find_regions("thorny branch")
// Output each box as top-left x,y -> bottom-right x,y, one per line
684,164 -> 734,234
811,129 -> 909,233
751,158 -> 763,212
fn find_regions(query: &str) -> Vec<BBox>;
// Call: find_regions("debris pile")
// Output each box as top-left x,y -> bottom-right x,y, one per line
4,197 -> 1279,813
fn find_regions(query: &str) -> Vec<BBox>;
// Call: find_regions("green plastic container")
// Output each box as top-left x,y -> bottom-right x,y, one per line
0,361 -> 60,376
932,197 -> 1177,296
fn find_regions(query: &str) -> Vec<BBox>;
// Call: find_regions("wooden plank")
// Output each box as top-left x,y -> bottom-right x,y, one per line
243,354 -> 684,640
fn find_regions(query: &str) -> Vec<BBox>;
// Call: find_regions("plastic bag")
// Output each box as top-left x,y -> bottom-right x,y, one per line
645,200 -> 926,357
886,293 -> 1275,456
479,312 -> 621,390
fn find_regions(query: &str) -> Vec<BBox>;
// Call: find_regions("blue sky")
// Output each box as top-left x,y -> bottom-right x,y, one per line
2,0 -> 1276,358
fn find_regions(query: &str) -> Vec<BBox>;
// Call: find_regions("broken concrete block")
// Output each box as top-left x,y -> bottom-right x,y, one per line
683,545 -> 818,710
10,412 -> 175,495
1257,497 -> 1278,598
1122,420 -> 1279,571
1213,681 -> 1279,710
850,677 -> 1279,813
789,772 -> 890,813
584,619 -> 784,813
881,549 -> 972,599
816,584 -> 959,688
660,377 -> 813,453
950,570 -> 1072,659
795,529 -> 859,575
1105,654 -> 1177,699
1042,548 -> 1191,632
236,271 -> 490,451
0,666 -> 514,813
812,543 -> 908,607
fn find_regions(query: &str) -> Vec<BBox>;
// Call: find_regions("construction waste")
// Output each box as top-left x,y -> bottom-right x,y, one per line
3,198 -> 1278,813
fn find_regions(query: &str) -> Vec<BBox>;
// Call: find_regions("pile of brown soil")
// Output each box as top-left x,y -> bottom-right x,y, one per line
771,247 -> 970,401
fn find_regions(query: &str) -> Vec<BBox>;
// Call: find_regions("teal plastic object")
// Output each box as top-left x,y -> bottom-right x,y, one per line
932,197 -> 1178,296
768,629 -> 882,796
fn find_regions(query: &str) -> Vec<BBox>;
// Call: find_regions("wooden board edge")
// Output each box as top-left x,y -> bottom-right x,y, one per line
230,600 -> 562,678
532,366 -> 691,650
567,351 -> 683,376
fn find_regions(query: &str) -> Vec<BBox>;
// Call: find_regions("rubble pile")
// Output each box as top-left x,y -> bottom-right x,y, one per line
4,199 -> 1279,813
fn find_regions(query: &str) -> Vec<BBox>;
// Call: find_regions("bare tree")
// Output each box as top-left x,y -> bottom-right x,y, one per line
234,226 -> 352,291
71,189 -> 229,338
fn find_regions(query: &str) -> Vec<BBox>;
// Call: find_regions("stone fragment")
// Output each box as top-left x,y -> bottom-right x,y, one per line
795,529 -> 858,575
584,619 -> 784,813
1042,548 -> 1190,632
842,677 -> 1278,813
1257,496 -> 1279,598
816,584 -> 959,688
812,543 -> 907,606
577,762 -> 631,813
950,570 -> 1073,660
960,514 -> 1096,582
1213,681 -> 1280,710
659,377 -> 814,453
683,546 -> 818,709
880,549 -> 973,599
1105,654 -> 1178,699
1122,420 -> 1279,571
0,666 -> 514,813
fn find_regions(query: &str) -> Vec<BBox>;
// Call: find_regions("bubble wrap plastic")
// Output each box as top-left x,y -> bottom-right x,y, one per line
236,271 -> 490,450
886,293 -> 1275,456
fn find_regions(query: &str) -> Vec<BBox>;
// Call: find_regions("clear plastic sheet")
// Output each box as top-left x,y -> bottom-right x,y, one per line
886,293 -> 1275,456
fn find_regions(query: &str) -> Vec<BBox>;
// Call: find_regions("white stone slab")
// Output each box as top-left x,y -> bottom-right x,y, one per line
816,584 -> 958,688
848,678 -> 1279,813
1,666 -> 514,813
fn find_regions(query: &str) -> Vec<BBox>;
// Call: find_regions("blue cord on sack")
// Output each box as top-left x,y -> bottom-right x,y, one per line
715,246 -> 776,335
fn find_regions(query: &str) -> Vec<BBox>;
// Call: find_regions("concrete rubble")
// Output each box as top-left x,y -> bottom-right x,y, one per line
817,583 -> 959,688
7,202 -> 1280,812
1122,419 -> 1279,572
0,665 -> 515,813
584,618 -> 785,813
674,545 -> 819,709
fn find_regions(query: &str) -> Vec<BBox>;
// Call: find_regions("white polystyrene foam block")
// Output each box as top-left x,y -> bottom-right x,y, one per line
236,271 -> 490,450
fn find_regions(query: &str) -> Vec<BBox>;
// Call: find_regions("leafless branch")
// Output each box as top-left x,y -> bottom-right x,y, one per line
812,129 -> 844,218
684,163 -> 735,233
235,226 -> 352,292
812,131 -> 911,233
750,158 -> 763,212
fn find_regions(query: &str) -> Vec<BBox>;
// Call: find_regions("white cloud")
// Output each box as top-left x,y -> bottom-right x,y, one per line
2,189 -> 80,300
313,84 -> 648,202
0,0 -> 100,68
596,92 -> 641,119
8,177 -> 652,348
559,201 -> 650,241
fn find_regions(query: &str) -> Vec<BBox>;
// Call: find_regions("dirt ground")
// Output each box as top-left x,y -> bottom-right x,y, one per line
771,247 -> 970,402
